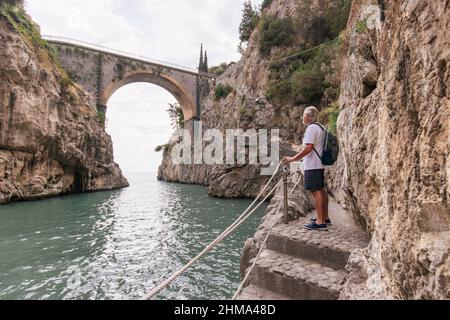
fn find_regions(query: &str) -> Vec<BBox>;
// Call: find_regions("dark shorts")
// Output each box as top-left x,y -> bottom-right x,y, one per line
304,169 -> 325,191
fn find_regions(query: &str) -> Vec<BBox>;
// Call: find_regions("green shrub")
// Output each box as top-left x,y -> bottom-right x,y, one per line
259,15 -> 294,56
1,2 -> 73,88
1,3 -> 45,48
267,42 -> 339,105
263,0 -> 351,107
155,144 -> 170,152
261,0 -> 273,10
214,84 -> 234,101
72,112 -> 80,120
292,69 -> 326,103
296,0 -> 351,48
167,103 -> 184,129
306,16 -> 334,47
355,18 -> 368,34
60,76 -> 74,89
266,79 -> 293,104
239,1 -> 260,43
318,101 -> 340,134
321,0 -> 352,38
209,62 -> 229,76
97,111 -> 106,128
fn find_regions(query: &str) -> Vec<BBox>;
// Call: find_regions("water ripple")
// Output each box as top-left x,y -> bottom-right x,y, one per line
0,172 -> 267,300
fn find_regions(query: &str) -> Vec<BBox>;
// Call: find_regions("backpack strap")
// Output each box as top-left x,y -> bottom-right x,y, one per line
313,146 -> 322,161
311,122 -> 326,131
309,123 -> 325,161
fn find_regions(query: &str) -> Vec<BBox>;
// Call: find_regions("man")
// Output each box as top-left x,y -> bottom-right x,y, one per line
282,106 -> 331,231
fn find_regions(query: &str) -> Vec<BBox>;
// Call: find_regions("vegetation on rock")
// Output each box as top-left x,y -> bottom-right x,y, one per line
239,1 -> 260,44
166,102 -> 184,130
258,15 -> 295,57
154,143 -> 170,153
0,2 -> 73,89
317,101 -> 340,134
214,84 -> 234,101
355,18 -> 368,34
209,62 -> 230,76
264,0 -> 351,112
261,0 -> 273,10
97,110 -> 106,128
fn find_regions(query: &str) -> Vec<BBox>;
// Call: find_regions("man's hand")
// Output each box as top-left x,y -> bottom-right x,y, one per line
282,156 -> 294,164
282,145 -> 314,165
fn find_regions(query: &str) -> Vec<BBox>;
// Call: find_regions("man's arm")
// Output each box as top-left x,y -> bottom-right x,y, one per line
283,144 -> 314,163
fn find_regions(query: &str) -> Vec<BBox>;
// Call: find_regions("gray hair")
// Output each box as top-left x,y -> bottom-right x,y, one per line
304,106 -> 320,121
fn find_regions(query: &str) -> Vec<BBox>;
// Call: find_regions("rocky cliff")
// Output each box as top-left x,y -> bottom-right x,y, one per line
335,0 -> 449,299
158,0 -> 348,198
0,4 -> 128,204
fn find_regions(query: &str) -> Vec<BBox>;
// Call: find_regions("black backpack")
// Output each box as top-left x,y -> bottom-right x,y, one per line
311,123 -> 339,166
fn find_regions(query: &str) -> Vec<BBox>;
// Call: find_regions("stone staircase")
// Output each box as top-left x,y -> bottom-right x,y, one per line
236,197 -> 370,300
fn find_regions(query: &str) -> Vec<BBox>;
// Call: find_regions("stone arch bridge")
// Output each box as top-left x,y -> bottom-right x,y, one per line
43,35 -> 216,130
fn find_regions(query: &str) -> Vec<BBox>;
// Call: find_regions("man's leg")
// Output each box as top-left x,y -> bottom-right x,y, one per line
321,189 -> 329,221
312,190 -> 325,225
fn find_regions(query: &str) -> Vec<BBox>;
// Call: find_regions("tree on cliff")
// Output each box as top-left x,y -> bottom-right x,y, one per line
261,0 -> 273,10
166,103 -> 184,130
209,62 -> 230,76
239,1 -> 259,46
198,43 -> 204,71
198,44 -> 209,72
203,50 -> 208,72
6,0 -> 24,7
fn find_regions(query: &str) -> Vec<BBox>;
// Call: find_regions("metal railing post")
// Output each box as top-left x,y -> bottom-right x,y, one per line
283,166 -> 289,224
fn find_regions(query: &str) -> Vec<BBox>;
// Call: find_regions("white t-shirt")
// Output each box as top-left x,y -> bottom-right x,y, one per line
303,123 -> 325,171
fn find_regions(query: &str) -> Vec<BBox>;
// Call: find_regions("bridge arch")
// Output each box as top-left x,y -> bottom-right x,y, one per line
100,72 -> 196,121
43,36 -> 216,129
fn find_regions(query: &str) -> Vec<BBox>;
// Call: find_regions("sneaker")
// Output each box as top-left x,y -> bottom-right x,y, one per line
310,218 -> 332,225
304,222 -> 328,231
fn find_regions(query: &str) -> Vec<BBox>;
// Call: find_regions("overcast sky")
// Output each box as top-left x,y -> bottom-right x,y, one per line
26,0 -> 263,172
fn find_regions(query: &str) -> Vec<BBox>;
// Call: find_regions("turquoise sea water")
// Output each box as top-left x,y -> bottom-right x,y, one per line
0,172 -> 267,300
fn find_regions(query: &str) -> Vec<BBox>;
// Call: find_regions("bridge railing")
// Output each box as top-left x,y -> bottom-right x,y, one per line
42,35 -> 217,78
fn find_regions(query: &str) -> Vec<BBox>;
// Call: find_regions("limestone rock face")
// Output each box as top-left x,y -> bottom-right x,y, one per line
157,143 -> 294,199
0,18 -> 128,204
157,0 -> 315,198
336,0 -> 450,299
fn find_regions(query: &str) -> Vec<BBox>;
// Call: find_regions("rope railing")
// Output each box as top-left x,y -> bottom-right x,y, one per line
42,35 -> 217,79
271,37 -> 340,63
141,161 -> 284,300
233,170 -> 303,300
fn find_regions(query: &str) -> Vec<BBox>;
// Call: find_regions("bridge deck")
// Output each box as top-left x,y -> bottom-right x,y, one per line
43,35 -> 217,79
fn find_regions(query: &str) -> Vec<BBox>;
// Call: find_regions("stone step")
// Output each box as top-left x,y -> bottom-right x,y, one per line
235,284 -> 291,300
251,249 -> 345,300
267,221 -> 370,270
